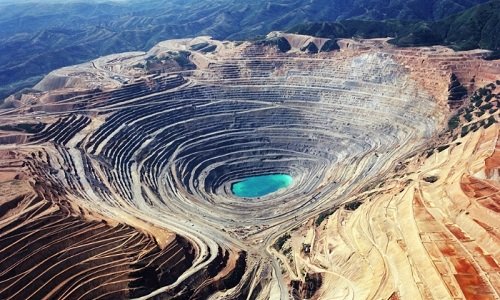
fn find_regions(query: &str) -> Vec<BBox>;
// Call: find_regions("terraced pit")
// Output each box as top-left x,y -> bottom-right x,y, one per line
1,34 -> 498,299
32,51 -> 440,231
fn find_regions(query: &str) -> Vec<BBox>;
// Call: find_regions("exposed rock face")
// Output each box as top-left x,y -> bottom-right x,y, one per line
281,85 -> 499,299
0,33 -> 498,299
0,200 -> 194,299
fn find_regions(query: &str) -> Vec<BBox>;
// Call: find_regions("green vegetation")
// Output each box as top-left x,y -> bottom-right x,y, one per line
435,1 -> 500,51
190,43 -> 209,51
485,50 -> 500,60
437,145 -> 450,152
289,20 -> 408,42
461,125 -> 470,137
190,43 -> 217,53
0,0 -> 490,100
488,115 -> 498,123
448,115 -> 461,130
290,1 -> 500,52
465,113 -> 473,122
255,37 -> 291,53
446,82 -> 498,140
344,201 -> 363,211
274,233 -> 291,251
480,103 -> 494,110
143,51 -> 195,71
315,209 -> 337,227
172,51 -> 196,69
471,122 -> 480,132
448,74 -> 468,101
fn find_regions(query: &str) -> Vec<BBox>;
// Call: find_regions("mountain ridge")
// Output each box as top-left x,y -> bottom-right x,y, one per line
0,0 -> 491,100
290,0 -> 500,52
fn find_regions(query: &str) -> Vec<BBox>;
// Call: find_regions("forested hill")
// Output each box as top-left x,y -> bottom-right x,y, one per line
290,1 -> 500,53
0,0 -> 491,100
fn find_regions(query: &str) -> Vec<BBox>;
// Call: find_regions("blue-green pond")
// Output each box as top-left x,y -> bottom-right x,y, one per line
231,174 -> 293,198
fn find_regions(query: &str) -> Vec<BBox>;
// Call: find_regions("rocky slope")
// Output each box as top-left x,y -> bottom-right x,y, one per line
0,33 -> 498,299
278,85 -> 500,299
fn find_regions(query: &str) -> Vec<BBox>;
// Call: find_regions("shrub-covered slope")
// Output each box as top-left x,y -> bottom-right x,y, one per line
290,0 -> 500,52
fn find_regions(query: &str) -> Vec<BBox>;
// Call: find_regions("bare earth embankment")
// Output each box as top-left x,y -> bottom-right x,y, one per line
0,33 -> 498,299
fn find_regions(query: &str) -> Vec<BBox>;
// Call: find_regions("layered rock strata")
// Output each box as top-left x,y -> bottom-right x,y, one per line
0,33 -> 498,299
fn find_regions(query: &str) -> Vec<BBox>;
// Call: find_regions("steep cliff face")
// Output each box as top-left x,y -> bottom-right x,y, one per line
0,34 -> 498,299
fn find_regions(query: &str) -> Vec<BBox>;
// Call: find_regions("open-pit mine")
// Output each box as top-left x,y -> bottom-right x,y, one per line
0,32 -> 499,299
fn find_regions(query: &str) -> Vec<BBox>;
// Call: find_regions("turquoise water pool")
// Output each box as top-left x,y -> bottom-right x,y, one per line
231,174 -> 293,198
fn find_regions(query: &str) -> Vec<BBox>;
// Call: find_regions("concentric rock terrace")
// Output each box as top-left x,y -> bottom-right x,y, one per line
0,33 -> 498,299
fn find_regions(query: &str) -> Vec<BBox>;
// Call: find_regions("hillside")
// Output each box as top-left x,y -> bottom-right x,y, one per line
290,0 -> 500,52
396,0 -> 500,51
0,0 -> 489,101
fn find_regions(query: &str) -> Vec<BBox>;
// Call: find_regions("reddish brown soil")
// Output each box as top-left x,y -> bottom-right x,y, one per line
388,292 -> 400,300
452,258 -> 495,300
461,176 -> 500,213
446,224 -> 470,242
